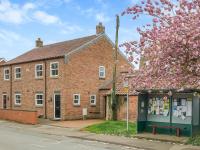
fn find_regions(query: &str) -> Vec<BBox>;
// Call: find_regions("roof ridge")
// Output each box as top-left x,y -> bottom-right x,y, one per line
41,34 -> 96,49
3,34 -> 98,65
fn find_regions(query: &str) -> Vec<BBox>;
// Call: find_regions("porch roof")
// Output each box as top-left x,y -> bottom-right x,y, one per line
136,88 -> 200,94
99,72 -> 138,96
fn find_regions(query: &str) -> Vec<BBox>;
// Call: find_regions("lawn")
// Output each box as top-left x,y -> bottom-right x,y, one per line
187,135 -> 200,146
84,121 -> 136,137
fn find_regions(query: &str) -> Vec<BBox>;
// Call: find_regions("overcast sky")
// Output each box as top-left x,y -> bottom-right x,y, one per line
0,0 -> 143,60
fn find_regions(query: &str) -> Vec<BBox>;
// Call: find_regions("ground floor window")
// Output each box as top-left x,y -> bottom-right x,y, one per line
15,93 -> 21,105
90,95 -> 96,106
35,93 -> 43,106
73,94 -> 80,106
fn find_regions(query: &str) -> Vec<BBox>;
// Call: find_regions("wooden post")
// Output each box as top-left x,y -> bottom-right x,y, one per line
111,15 -> 120,120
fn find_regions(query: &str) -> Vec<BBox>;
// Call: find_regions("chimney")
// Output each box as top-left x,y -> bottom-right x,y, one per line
0,58 -> 6,65
96,22 -> 105,34
36,38 -> 43,47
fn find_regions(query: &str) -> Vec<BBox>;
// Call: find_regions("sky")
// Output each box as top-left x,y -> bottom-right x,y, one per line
0,0 -> 143,60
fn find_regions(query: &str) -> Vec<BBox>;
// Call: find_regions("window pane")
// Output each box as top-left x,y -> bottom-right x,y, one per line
16,68 -> 21,73
52,70 -> 58,76
52,63 -> 58,69
37,100 -> 43,104
37,65 -> 42,70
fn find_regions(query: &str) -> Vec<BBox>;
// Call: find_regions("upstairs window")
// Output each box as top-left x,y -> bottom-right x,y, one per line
4,68 -> 10,80
73,94 -> 80,106
15,67 -> 21,79
35,93 -> 43,106
90,95 -> 96,106
50,62 -> 59,77
35,64 -> 43,78
99,66 -> 105,78
15,93 -> 21,105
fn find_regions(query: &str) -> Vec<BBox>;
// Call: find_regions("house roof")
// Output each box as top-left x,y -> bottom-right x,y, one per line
0,58 -> 5,62
99,72 -> 138,96
3,34 -> 98,66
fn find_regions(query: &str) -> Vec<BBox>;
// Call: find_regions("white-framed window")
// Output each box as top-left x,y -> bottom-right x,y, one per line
73,94 -> 80,106
50,62 -> 59,77
90,95 -> 96,106
15,93 -> 21,105
15,67 -> 21,79
4,68 -> 10,80
35,64 -> 43,78
35,93 -> 43,106
99,66 -> 105,78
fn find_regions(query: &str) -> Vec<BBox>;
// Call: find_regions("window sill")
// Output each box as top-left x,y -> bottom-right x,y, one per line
90,105 -> 96,107
35,105 -> 43,108
35,77 -> 43,80
3,79 -> 10,81
14,79 -> 21,81
50,76 -> 59,79
73,104 -> 80,107
99,77 -> 105,80
14,104 -> 21,107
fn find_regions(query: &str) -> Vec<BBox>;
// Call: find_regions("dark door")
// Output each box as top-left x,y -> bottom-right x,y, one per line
104,96 -> 107,118
2,95 -> 7,109
54,94 -> 61,119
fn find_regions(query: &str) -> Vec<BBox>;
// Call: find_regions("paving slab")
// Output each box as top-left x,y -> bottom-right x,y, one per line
135,133 -> 188,144
38,118 -> 104,130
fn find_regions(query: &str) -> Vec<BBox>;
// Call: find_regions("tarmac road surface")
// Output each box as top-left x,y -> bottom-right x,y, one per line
0,121 -> 142,150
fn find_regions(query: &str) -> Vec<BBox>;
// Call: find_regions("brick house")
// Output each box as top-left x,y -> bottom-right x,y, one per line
0,23 -> 133,120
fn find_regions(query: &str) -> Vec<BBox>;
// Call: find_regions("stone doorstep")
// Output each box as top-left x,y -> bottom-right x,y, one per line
134,133 -> 189,144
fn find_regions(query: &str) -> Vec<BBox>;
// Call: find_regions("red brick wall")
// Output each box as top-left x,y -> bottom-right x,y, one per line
62,36 -> 131,120
117,96 -> 138,122
0,109 -> 37,124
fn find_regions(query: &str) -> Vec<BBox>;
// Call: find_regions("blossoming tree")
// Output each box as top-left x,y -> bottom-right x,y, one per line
121,0 -> 200,89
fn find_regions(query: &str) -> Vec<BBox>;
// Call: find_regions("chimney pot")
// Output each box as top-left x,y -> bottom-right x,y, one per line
36,38 -> 43,47
96,22 -> 105,34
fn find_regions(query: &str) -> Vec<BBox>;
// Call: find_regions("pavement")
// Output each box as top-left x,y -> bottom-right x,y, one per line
39,118 -> 104,129
1,120 -> 200,150
135,133 -> 188,144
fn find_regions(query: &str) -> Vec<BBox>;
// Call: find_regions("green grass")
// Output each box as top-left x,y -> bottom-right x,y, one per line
187,135 -> 200,146
84,121 -> 136,137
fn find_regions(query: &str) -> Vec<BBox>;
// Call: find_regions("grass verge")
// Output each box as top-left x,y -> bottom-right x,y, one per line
187,135 -> 200,146
84,121 -> 136,137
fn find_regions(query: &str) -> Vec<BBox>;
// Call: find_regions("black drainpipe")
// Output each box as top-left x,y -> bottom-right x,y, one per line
10,65 -> 12,109
44,60 -> 47,119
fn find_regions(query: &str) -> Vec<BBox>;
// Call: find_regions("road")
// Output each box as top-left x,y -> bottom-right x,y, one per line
0,121 -> 141,150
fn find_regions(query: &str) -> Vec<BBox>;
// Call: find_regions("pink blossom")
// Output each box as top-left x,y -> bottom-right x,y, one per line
121,0 -> 200,89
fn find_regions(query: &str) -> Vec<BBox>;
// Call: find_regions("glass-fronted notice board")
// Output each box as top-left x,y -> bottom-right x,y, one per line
148,96 -> 170,116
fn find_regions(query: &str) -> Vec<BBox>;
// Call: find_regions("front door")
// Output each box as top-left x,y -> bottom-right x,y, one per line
2,95 -> 7,109
54,93 -> 61,119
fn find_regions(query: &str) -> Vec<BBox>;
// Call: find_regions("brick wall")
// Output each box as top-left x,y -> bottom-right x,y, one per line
0,109 -> 37,124
62,36 -> 131,120
117,96 -> 138,122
